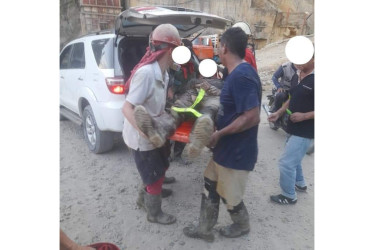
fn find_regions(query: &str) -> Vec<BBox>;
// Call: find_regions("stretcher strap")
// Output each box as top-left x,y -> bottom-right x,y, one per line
171,89 -> 205,118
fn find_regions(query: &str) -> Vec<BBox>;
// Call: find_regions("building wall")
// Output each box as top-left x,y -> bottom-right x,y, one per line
60,0 -> 122,50
80,0 -> 122,34
60,0 -> 82,49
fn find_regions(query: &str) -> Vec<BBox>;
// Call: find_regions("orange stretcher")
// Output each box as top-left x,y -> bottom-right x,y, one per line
167,89 -> 207,143
168,120 -> 194,143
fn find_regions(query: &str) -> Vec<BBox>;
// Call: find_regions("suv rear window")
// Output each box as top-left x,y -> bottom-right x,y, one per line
91,39 -> 114,69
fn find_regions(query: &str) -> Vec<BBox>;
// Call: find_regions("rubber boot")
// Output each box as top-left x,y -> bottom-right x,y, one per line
137,183 -> 172,209
219,202 -> 250,238
183,194 -> 219,242
161,188 -> 172,198
182,115 -> 214,158
134,105 -> 165,148
144,192 -> 176,225
182,95 -> 219,158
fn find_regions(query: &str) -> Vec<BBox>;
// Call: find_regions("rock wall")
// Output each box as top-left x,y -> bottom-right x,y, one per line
125,0 -> 314,49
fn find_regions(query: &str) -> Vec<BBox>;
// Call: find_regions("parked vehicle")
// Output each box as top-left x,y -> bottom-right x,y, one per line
60,6 -> 232,153
192,37 -> 214,60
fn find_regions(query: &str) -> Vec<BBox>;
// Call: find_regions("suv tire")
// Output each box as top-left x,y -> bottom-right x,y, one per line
83,105 -> 114,154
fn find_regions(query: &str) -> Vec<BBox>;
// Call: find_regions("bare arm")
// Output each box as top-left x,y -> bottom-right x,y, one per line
268,99 -> 289,122
208,107 -> 260,148
290,111 -> 314,123
60,229 -> 94,250
196,80 -> 221,96
268,99 -> 314,123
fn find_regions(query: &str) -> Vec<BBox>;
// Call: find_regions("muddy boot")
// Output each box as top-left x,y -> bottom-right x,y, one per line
183,115 -> 214,158
183,194 -> 219,242
136,185 -> 146,209
219,202 -> 250,238
138,185 -> 171,203
161,188 -> 172,198
134,105 -> 165,148
144,192 -> 176,225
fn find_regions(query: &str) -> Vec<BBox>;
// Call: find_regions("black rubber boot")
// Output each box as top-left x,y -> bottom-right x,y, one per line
144,192 -> 176,225
137,184 -> 172,205
183,194 -> 219,242
161,188 -> 172,198
219,202 -> 250,238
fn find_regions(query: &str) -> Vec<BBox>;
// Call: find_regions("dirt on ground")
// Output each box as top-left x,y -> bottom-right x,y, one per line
60,37 -> 314,250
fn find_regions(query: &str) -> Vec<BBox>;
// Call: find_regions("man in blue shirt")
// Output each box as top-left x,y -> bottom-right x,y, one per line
183,27 -> 262,242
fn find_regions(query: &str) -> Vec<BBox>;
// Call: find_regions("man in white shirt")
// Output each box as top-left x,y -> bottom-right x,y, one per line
122,24 -> 181,225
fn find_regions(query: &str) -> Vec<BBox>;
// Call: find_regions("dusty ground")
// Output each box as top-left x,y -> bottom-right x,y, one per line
60,38 -> 314,250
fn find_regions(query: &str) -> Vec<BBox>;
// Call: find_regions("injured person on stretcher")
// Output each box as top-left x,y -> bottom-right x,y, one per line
134,78 -> 223,158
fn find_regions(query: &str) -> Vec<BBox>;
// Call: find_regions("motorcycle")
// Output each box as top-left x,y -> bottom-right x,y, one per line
262,87 -> 289,131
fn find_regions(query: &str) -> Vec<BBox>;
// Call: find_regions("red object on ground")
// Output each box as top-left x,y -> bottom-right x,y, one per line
88,242 -> 120,250
169,121 -> 194,143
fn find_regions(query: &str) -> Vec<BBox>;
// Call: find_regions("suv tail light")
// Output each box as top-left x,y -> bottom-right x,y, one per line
105,77 -> 125,94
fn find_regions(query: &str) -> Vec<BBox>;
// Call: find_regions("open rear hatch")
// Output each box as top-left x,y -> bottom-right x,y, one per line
115,6 -> 232,38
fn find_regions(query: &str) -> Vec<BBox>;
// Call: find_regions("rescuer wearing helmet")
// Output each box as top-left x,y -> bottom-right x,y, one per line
232,22 -> 257,71
122,23 -> 182,225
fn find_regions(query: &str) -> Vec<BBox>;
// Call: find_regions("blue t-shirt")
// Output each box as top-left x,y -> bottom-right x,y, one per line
213,63 -> 261,171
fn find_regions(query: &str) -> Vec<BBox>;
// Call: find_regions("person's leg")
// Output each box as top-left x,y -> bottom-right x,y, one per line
133,147 -> 176,225
214,165 -> 250,238
183,158 -> 220,242
295,164 -> 306,188
275,135 -> 312,200
183,96 -> 219,158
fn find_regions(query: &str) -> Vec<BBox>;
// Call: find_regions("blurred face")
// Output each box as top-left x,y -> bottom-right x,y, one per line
294,57 -> 314,72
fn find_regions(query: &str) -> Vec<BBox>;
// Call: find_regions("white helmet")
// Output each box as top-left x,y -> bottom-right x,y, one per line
233,22 -> 251,36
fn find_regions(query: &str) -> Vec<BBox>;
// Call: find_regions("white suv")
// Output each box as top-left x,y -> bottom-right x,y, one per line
60,6 -> 232,153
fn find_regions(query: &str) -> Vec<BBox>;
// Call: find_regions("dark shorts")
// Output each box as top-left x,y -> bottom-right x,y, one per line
132,142 -> 170,185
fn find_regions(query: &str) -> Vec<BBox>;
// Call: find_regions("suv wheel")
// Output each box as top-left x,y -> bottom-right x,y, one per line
82,105 -> 114,154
